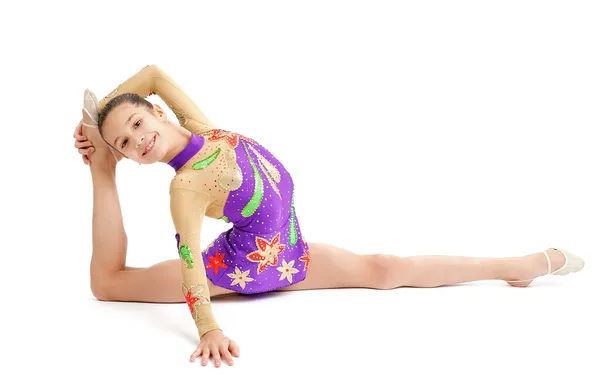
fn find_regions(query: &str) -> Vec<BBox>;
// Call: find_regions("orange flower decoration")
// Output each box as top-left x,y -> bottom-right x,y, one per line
205,129 -> 255,148
246,232 -> 285,274
206,249 -> 228,275
298,247 -> 311,271
184,290 -> 201,314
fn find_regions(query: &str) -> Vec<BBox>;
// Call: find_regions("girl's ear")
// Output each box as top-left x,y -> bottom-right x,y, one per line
152,103 -> 169,122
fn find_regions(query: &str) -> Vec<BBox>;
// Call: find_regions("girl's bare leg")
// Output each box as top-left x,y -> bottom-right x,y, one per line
280,242 -> 568,292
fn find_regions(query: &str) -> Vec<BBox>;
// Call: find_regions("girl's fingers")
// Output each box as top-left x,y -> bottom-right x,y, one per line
74,122 -> 86,140
220,347 -> 234,366
212,347 -> 221,368
229,340 -> 240,357
190,346 -> 203,362
201,348 -> 210,366
78,147 -> 94,155
75,140 -> 92,148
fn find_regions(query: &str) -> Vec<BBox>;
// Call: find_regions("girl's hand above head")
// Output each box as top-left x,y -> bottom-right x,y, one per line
190,329 -> 240,368
73,111 -> 123,166
73,119 -> 94,165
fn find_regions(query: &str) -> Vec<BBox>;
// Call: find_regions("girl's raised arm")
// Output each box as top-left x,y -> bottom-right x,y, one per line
98,64 -> 217,135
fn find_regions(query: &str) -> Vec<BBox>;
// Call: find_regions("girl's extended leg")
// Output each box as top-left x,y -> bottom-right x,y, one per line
280,242 -> 568,292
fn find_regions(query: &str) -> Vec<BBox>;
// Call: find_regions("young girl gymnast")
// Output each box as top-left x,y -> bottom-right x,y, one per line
73,64 -> 585,368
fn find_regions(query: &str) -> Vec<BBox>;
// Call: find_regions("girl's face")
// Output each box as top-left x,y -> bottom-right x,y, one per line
101,103 -> 174,164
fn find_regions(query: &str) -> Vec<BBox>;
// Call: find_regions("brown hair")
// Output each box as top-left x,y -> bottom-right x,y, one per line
97,93 -> 154,137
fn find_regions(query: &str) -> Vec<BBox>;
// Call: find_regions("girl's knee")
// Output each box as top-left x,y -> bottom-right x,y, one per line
89,254 -> 127,300
90,268 -> 116,301
369,253 -> 412,290
90,279 -> 110,301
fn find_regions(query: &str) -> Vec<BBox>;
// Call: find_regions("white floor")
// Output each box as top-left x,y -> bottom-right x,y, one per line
5,264 -> 597,390
3,1 -> 599,389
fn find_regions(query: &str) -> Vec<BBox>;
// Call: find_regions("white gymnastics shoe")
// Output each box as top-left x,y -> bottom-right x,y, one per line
83,89 -> 119,163
83,89 -> 100,128
508,247 -> 585,284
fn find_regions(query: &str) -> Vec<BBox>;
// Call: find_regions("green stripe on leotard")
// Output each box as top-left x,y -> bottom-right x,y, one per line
288,191 -> 298,246
193,148 -> 221,170
241,141 -> 264,217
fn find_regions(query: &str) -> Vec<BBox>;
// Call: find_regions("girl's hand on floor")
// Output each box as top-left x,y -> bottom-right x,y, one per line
190,329 -> 240,367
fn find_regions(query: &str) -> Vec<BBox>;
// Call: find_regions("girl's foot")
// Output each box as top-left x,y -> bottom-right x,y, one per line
506,248 -> 567,287
81,109 -> 120,168
82,89 -> 121,165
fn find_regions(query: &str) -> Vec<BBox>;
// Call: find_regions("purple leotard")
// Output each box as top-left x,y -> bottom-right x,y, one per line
169,131 -> 311,294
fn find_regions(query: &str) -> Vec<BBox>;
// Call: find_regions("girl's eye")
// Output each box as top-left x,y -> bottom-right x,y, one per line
122,139 -> 128,149
135,120 -> 141,128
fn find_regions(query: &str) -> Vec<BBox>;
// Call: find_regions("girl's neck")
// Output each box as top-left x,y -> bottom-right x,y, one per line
159,123 -> 193,164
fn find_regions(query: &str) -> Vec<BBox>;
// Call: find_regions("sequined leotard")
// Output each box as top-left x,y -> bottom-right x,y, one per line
95,65 -> 311,338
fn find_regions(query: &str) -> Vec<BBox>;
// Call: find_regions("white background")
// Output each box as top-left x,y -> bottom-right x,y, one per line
1,0 -> 598,389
